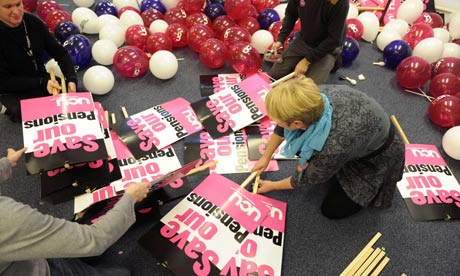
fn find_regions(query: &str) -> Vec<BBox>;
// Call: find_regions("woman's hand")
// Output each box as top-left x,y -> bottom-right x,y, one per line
271,41 -> 283,55
251,156 -> 271,176
125,182 -> 149,203
294,58 -> 310,76
6,147 -> 26,167
256,179 -> 279,193
68,82 -> 77,93
47,79 -> 61,95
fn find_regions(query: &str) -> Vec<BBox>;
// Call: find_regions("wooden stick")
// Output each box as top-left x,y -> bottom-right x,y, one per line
104,111 -> 109,124
61,77 -> 67,93
121,106 -> 129,118
186,160 -> 218,176
253,175 -> 260,194
49,68 -> 58,95
369,256 -> 390,276
390,115 -> 410,144
344,247 -> 373,276
362,249 -> 386,276
355,247 -> 382,275
111,113 -> 116,125
357,6 -> 384,11
379,0 -> 393,25
403,89 -> 434,100
340,232 -> 382,276
418,88 -> 433,102
240,171 -> 258,189
270,72 -> 295,87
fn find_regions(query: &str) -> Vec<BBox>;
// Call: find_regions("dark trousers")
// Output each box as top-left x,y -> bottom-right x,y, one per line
321,177 -> 363,219
48,258 -> 131,276
0,89 -> 47,122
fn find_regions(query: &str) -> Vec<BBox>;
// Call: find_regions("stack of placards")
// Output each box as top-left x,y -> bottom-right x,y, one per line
199,73 -> 247,97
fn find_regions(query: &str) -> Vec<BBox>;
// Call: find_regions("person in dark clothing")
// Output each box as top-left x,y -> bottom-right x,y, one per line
270,0 -> 348,84
252,76 -> 405,219
0,0 -> 77,122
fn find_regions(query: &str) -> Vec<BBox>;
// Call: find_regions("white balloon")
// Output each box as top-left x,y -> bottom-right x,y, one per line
81,19 -> 99,34
73,0 -> 94,8
120,10 -> 144,32
382,19 -> 409,37
251,30 -> 274,54
96,14 -> 120,32
357,12 -> 380,42
149,50 -> 178,80
83,66 -> 115,95
376,30 -> 401,51
149,19 -> 169,33
441,43 -> 460,58
162,0 -> 180,10
413,37 -> 444,64
449,12 -> 460,39
396,0 -> 423,24
273,4 -> 287,21
72,7 -> 98,32
99,24 -> 125,47
442,126 -> 460,160
433,27 -> 451,43
347,4 -> 358,19
113,0 -> 139,10
45,59 -> 63,79
92,39 -> 118,65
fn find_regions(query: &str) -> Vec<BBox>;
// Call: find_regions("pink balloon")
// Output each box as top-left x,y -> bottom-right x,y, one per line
23,0 -> 38,12
268,21 -> 282,41
247,4 -> 259,18
414,12 -> 444,29
346,18 -> 364,41
113,46 -> 150,78
187,24 -> 215,52
252,0 -> 279,13
37,0 -> 62,20
146,32 -> 173,54
212,15 -> 236,40
428,95 -> 460,127
396,56 -> 431,89
228,41 -> 261,74
237,16 -> 260,35
429,73 -> 460,98
185,12 -> 211,28
224,0 -> 251,20
166,22 -> 189,48
125,25 -> 151,51
182,0 -> 205,14
141,9 -> 164,27
199,38 -> 227,68
222,26 -> 251,48
164,7 -> 187,25
432,57 -> 460,78
45,9 -> 71,31
403,23 -> 434,49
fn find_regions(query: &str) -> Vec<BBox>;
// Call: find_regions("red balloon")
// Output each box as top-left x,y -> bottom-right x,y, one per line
396,56 -> 431,89
453,38 -> 460,46
268,21 -> 282,41
403,22 -> 434,49
428,95 -> 460,127
185,12 -> 211,28
36,0 -> 62,20
165,22 -> 189,48
44,9 -> 71,31
247,4 -> 259,18
182,0 -> 205,14
222,26 -> 251,48
199,38 -> 227,68
237,16 -> 260,35
414,12 -> 444,28
164,7 -> 187,25
113,46 -> 150,78
141,8 -> 164,27
346,18 -> 364,41
432,57 -> 460,78
252,0 -> 279,13
118,6 -> 141,18
187,24 -> 215,52
429,73 -> 460,98
146,32 -> 173,54
224,0 -> 251,20
228,41 -> 261,74
212,15 -> 237,40
125,25 -> 151,51
23,0 -> 38,12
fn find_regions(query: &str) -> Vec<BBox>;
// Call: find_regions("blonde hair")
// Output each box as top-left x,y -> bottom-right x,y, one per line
265,75 -> 325,126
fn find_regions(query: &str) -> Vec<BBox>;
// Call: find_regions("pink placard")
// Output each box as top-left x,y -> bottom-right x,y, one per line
404,144 -> 447,166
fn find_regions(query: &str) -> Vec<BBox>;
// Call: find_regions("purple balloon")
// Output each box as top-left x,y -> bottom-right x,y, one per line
204,3 -> 226,21
341,37 -> 359,67
383,40 -> 412,70
94,0 -> 118,16
54,21 -> 79,44
140,0 -> 166,13
257,9 -> 280,30
63,34 -> 92,71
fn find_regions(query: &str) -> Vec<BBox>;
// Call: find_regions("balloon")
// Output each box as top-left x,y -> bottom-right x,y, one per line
253,0 -> 279,13
94,0 -> 118,16
403,23 -> 434,49
120,10 -> 144,32
63,34 -> 92,71
199,38 -> 227,68
251,29 -> 274,53
37,0 -> 62,20
23,0 -> 37,12
182,0 -> 205,14
149,50 -> 178,80
72,7 -> 97,31
140,0 -> 165,13
222,26 -> 251,48
186,12 -> 211,28
164,7 -> 187,25
432,57 -> 460,78
273,3 -> 286,21
224,0 -> 251,20
212,15 -> 237,39
383,40 -> 412,70
257,9 -> 280,30
448,11 -> 460,39
382,19 -> 409,38
165,23 -> 189,48
45,9 -> 72,31
118,6 -> 141,17
54,21 -> 80,44
414,12 -> 444,28
442,126 -> 460,160
395,56 -> 431,89
228,42 -> 261,74
428,95 -> 460,127
341,37 -> 359,67
83,65 -> 115,95
442,43 -> 460,59
113,46 -> 149,78
357,12 -> 379,42
347,4 -> 358,19
74,0 -> 94,7
125,25 -> 151,51
247,4 -> 259,18
162,0 -> 179,10
92,39 -> 118,65
187,24 -> 215,52
429,73 -> 460,98
433,27 -> 451,43
238,16 -> 260,35
141,9 -> 164,27
412,37 -> 443,64
99,24 -> 125,47
96,15 -> 120,31
146,32 -> 173,54
45,59 -> 63,79
203,3 -> 225,21
376,30 -> 401,51
396,0 -> 423,24
345,18 -> 364,41
268,21 -> 282,41
113,0 -> 139,11
149,19 -> 169,33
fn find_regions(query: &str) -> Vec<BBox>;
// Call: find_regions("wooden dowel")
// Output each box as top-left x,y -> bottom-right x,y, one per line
369,256 -> 390,276
104,110 -> 109,124
340,232 -> 382,276
270,72 -> 295,87
121,106 -> 129,118
111,113 -> 116,125
362,249 -> 386,276
61,77 -> 67,93
49,68 -> 58,95
355,248 -> 382,276
357,6 -> 384,11
240,171 -> 258,189
390,115 -> 410,144
253,175 -> 260,194
403,89 -> 434,100
345,247 -> 374,276
186,160 -> 218,176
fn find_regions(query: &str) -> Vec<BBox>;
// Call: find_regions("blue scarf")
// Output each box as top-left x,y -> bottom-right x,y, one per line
281,93 -> 333,167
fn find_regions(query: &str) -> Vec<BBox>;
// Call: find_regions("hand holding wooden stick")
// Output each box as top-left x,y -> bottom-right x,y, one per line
49,68 -> 59,95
